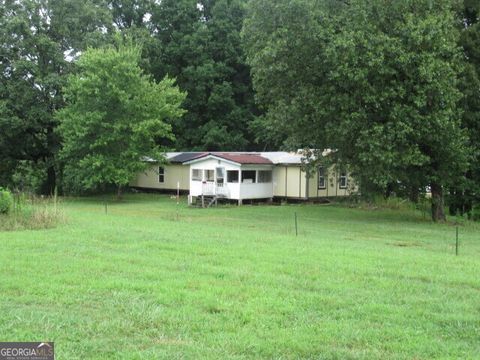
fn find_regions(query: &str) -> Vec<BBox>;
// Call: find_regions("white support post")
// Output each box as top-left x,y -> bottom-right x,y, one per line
176,181 -> 180,205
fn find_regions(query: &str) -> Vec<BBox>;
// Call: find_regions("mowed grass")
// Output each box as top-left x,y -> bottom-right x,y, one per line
0,194 -> 479,359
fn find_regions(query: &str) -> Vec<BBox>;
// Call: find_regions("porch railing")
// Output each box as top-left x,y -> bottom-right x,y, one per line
201,182 -> 229,197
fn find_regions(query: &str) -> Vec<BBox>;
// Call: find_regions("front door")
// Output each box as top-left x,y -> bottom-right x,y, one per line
216,167 -> 225,187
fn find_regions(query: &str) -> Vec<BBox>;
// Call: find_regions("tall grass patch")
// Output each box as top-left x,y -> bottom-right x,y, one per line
338,195 -> 421,211
0,193 -> 66,231
0,187 -> 13,214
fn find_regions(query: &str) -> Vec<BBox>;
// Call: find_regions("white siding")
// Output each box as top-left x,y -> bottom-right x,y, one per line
188,158 -> 273,200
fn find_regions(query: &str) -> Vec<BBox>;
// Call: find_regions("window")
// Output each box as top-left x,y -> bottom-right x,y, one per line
227,170 -> 239,183
257,170 -> 272,183
192,169 -> 202,181
318,166 -> 326,189
205,169 -> 215,182
216,167 -> 225,186
241,170 -> 256,183
216,167 -> 225,179
339,171 -> 348,189
158,166 -> 165,183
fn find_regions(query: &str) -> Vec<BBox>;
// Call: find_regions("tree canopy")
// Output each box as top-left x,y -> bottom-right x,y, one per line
243,0 -> 469,221
449,0 -> 480,216
0,0 -> 479,221
1,0 -> 260,192
144,0 -> 259,151
57,40 -> 185,196
0,0 -> 111,192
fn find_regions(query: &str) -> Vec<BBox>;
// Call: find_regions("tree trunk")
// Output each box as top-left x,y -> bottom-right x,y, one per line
116,184 -> 123,201
385,182 -> 395,198
431,182 -> 446,222
41,124 -> 58,195
408,185 -> 419,204
41,162 -> 56,195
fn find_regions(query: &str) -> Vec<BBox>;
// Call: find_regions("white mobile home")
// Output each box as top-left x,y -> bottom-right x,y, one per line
184,153 -> 274,205
129,151 -> 356,205
130,153 -> 193,193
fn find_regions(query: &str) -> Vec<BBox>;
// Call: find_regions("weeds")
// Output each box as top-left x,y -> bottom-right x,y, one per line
0,193 -> 66,231
339,195 -> 418,211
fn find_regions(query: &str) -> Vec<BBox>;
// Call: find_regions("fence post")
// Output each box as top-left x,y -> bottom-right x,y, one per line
176,181 -> 180,205
295,212 -> 298,236
455,226 -> 459,256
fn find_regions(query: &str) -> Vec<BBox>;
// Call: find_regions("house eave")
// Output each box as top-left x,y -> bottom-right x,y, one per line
184,154 -> 241,166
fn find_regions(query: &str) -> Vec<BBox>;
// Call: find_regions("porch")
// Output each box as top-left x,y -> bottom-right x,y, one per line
185,153 -> 274,207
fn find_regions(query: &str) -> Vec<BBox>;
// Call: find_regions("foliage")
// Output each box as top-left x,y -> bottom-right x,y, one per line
57,39 -> 186,195
11,161 -> 48,194
243,0 -> 469,221
0,187 -> 13,214
143,0 -> 259,150
0,0 -> 112,193
448,1 -> 480,216
109,0 -> 152,29
0,0 -> 478,219
471,202 -> 480,221
1,0 -> 258,193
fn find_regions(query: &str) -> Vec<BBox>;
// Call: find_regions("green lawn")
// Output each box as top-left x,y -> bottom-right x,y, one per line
0,194 -> 479,359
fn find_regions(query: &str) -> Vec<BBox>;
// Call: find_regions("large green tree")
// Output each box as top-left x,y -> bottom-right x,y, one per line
141,0 -> 259,150
103,0 -> 259,150
243,0 -> 469,221
449,1 -> 480,216
57,40 -> 186,197
0,0 -> 111,193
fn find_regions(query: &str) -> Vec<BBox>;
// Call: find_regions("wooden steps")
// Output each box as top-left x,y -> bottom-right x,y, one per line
194,195 -> 226,208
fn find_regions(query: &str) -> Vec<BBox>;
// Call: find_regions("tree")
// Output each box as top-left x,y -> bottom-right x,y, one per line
449,1 -> 480,216
56,40 -> 186,197
243,0 -> 468,221
0,0 -> 111,193
144,0 -> 259,151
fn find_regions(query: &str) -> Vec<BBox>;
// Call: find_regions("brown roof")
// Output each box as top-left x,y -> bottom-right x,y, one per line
191,152 -> 273,164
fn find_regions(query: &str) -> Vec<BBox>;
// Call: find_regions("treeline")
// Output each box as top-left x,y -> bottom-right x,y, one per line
0,0 -> 259,194
0,0 -> 479,221
243,0 -> 480,221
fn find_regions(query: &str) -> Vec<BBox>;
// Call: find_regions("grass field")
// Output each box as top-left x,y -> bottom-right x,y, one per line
0,194 -> 479,359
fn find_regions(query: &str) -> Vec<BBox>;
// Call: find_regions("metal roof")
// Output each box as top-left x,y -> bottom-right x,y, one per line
144,151 -> 311,165
168,152 -> 206,163
212,153 -> 273,164
183,152 -> 273,165
258,152 -> 304,165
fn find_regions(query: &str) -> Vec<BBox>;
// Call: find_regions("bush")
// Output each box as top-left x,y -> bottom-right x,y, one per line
11,160 -> 47,193
0,187 -> 13,214
472,204 -> 480,222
